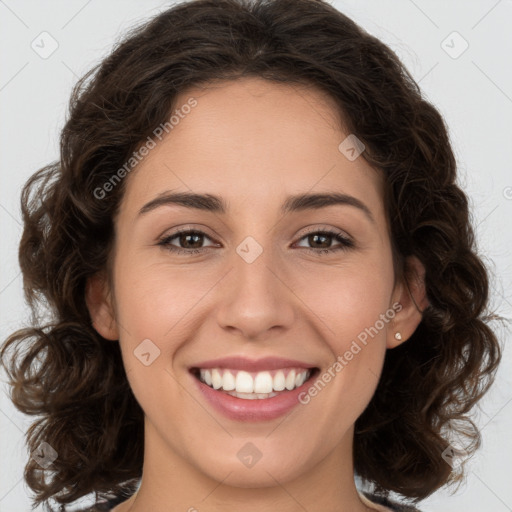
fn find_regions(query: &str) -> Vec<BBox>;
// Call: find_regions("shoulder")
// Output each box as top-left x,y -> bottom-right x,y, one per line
362,491 -> 424,511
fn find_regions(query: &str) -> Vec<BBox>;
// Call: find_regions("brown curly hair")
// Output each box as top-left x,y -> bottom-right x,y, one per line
0,0 -> 502,510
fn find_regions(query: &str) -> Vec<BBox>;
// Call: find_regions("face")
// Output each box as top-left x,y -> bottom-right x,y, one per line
89,77 -> 418,490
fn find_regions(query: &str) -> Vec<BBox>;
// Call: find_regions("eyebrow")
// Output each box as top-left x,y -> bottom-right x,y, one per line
138,191 -> 375,224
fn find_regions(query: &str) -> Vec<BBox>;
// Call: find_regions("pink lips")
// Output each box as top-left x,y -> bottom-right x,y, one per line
188,356 -> 319,422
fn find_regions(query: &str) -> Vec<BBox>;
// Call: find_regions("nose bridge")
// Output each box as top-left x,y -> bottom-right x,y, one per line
214,232 -> 296,339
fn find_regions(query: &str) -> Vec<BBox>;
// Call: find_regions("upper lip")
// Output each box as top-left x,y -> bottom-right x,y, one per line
189,356 -> 318,373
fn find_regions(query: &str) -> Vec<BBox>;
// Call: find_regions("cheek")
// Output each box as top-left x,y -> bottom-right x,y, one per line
296,258 -> 394,401
113,255 -> 208,340
111,261 -> 197,417
295,257 -> 394,340
296,268 -> 393,431
111,258 -> 222,400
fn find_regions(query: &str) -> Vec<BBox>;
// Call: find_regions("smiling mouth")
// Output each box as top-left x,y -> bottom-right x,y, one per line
189,366 -> 320,399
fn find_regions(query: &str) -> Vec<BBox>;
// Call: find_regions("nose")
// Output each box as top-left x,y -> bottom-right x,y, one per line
214,242 -> 296,341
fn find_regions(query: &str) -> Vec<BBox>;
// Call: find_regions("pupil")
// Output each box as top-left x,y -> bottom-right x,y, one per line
311,233 -> 329,248
181,233 -> 202,248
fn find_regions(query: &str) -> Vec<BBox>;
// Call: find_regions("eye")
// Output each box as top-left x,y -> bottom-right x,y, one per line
294,228 -> 354,254
157,227 -> 354,255
157,228 -> 219,254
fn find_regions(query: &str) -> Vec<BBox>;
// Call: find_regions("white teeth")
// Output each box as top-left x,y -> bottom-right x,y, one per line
254,371 -> 273,393
236,371 -> 254,393
222,370 -> 236,391
196,367 -> 312,394
225,390 -> 279,399
211,368 -> 223,390
285,369 -> 296,390
295,371 -> 307,387
273,370 -> 286,391
200,369 -> 212,387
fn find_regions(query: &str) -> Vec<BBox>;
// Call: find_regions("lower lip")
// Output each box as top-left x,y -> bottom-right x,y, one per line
190,369 -> 319,422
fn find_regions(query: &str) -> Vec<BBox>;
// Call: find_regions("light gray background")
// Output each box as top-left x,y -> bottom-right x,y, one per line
1,1 -> 511,511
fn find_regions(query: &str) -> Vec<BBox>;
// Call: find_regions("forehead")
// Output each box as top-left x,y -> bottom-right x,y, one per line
119,77 -> 384,222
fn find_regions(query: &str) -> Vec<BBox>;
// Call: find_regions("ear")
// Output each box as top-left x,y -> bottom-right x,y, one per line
387,255 -> 429,349
85,273 -> 119,341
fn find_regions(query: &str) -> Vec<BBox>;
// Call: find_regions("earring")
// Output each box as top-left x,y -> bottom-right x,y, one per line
394,332 -> 402,341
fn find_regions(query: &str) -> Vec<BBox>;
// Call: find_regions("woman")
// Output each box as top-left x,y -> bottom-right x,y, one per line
0,0 -> 502,511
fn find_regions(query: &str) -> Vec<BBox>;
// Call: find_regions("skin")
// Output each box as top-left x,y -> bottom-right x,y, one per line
86,76 -> 428,512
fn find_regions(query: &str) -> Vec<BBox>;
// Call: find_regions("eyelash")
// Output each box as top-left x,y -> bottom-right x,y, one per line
157,227 -> 354,255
